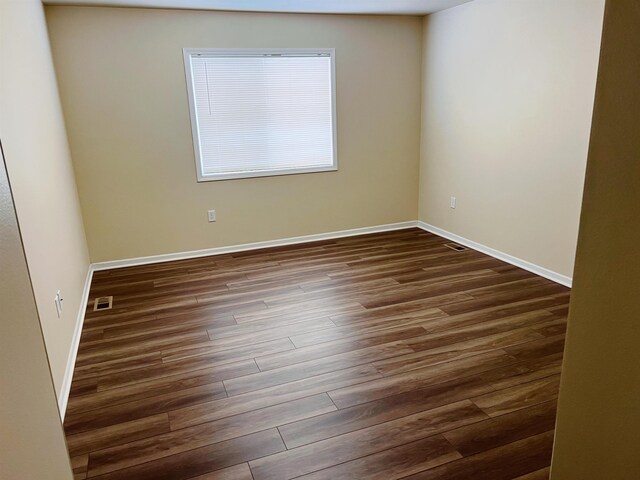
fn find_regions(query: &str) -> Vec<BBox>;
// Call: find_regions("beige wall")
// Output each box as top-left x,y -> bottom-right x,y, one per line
551,1 -> 640,478
0,135 -> 72,478
0,0 -> 90,398
419,0 -> 604,279
45,6 -> 423,263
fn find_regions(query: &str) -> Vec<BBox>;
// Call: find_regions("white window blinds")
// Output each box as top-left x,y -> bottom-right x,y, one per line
184,49 -> 337,181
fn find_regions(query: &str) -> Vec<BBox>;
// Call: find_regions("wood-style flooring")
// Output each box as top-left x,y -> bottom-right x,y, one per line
65,228 -> 569,480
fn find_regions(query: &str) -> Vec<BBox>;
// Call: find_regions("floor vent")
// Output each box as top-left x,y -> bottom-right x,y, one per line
93,296 -> 113,311
444,243 -> 468,252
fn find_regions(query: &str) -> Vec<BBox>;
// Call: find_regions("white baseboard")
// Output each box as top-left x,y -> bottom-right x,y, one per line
57,219 -> 569,417
91,221 -> 418,271
416,221 -> 572,288
58,266 -> 93,419
90,219 -> 573,284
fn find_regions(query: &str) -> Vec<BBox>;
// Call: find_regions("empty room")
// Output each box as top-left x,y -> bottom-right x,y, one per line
2,0 -> 639,479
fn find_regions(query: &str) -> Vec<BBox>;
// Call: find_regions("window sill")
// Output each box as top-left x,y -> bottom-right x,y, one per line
197,165 -> 338,182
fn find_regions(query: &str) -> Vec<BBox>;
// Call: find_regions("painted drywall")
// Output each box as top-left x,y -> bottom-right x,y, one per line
0,148 -> 73,478
45,6 -> 422,263
419,0 -> 604,278
551,1 -> 640,478
0,0 -> 90,397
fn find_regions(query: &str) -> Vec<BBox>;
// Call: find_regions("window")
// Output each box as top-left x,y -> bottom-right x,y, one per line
183,48 -> 337,182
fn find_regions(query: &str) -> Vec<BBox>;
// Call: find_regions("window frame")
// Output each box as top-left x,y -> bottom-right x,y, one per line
183,47 -> 338,182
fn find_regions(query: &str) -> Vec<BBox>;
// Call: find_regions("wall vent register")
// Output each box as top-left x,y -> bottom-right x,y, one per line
444,243 -> 468,252
93,296 -> 113,311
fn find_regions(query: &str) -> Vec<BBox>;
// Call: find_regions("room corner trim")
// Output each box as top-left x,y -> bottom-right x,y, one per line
91,221 -> 419,271
416,221 -> 573,288
58,265 -> 94,419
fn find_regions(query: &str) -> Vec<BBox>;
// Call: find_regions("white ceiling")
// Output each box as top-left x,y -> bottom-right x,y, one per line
42,0 -> 474,15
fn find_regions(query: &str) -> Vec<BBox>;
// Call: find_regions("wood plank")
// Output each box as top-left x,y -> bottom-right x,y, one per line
207,313 -> 330,339
489,353 -> 562,390
188,464 -> 254,480
97,354 -> 261,391
420,306 -> 558,336
391,257 -> 506,284
359,270 -> 534,309
503,334 -> 566,361
443,400 -> 557,456
79,329 -> 104,343
88,395 -> 334,477
169,364 -> 382,430
101,314 -> 236,341
71,454 -> 88,480
279,374 -> 495,449
294,435 -> 460,480
344,246 -> 477,269
440,288 -> 569,316
296,276 -> 400,295
65,382 -> 227,435
233,299 -> 365,325
319,306 -> 446,334
465,277 -> 551,298
225,341 -> 414,396
289,320 -> 430,349
546,304 -> 570,317
328,350 -> 518,409
66,413 -> 170,456
533,319 -> 567,337
429,316 -> 557,347
69,367 -> 237,415
76,330 -> 210,366
69,376 -> 98,397
373,328 -> 544,377
471,375 -> 561,417
161,336 -> 294,364
204,317 -> 337,350
249,400 -> 487,480
72,351 -> 163,381
195,284 -> 305,307
262,277 -> 401,307
401,431 -> 554,480
329,297 -> 465,327
88,428 -> 286,480
255,325 -> 429,371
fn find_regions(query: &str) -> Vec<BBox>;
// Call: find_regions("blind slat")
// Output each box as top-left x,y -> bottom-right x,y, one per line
187,52 -> 336,179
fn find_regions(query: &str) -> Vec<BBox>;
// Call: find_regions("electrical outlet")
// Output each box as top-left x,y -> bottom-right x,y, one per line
54,290 -> 63,318
450,196 -> 457,209
57,290 -> 63,313
207,210 -> 216,222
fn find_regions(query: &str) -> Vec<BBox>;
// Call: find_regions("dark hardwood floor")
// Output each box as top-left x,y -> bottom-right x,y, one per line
65,228 -> 569,480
